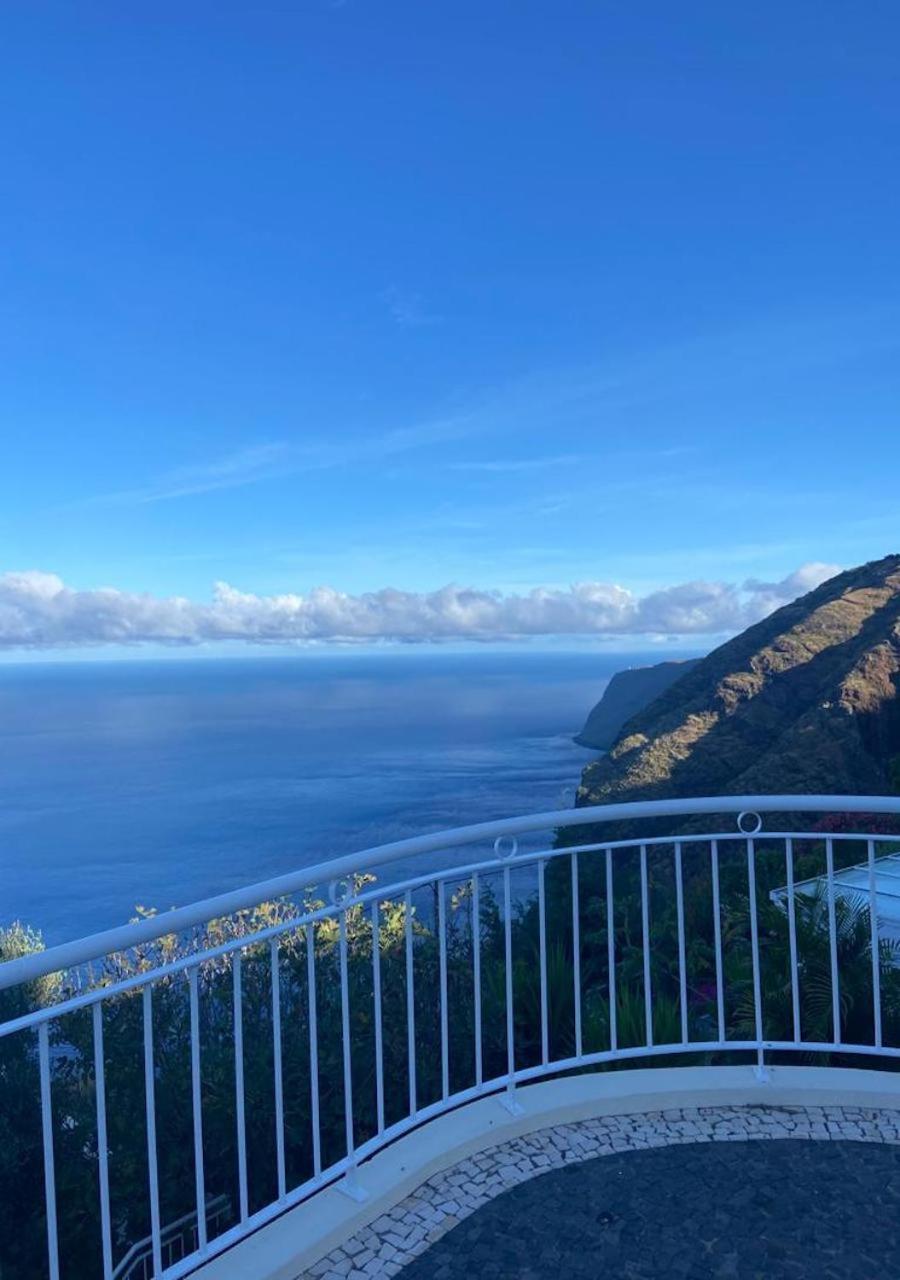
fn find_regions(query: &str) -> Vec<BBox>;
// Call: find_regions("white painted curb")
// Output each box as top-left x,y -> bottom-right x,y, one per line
189,1065 -> 900,1280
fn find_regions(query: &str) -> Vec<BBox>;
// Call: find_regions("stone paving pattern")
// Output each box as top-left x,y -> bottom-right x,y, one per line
301,1105 -> 900,1279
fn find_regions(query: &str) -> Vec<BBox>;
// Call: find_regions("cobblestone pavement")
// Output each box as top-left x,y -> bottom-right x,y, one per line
302,1105 -> 900,1279
399,1136 -> 900,1278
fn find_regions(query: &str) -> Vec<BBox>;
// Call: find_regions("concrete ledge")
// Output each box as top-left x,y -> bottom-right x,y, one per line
191,1065 -> 900,1280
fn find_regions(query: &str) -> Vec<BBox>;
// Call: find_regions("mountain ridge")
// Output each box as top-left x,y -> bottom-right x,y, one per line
577,554 -> 900,808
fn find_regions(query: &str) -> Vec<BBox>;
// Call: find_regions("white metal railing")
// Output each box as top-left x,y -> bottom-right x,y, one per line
2,795 -> 900,1280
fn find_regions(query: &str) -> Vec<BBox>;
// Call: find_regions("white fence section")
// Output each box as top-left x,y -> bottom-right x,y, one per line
2,795 -> 900,1280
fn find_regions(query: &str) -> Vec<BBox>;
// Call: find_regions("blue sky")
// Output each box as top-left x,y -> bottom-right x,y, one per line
1,2 -> 898,651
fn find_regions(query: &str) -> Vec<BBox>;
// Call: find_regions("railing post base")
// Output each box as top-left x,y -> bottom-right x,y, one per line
499,1088 -> 524,1117
753,1064 -> 772,1084
338,1169 -> 368,1203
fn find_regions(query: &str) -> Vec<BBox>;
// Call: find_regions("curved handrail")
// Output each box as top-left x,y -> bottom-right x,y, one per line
3,793 -> 900,991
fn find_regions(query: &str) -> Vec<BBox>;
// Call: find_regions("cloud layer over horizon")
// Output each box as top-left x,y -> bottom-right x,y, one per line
0,564 -> 842,650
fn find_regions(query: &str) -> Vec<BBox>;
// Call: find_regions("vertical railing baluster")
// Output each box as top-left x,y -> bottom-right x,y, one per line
640,844 -> 652,1047
188,966 -> 207,1252
143,985 -> 163,1277
233,953 -> 249,1221
472,873 -> 483,1088
405,889 -> 417,1117
710,841 -> 725,1044
538,859 -> 549,1065
868,839 -> 882,1049
38,1022 -> 60,1280
675,842 -> 688,1045
825,837 -> 841,1045
306,924 -> 322,1177
438,881 -> 449,1101
571,853 -> 582,1059
606,848 -> 617,1054
371,901 -> 385,1134
503,865 -> 515,1094
339,912 -> 355,1165
92,1003 -> 113,1280
746,839 -> 764,1068
270,939 -> 286,1201
785,838 -> 801,1043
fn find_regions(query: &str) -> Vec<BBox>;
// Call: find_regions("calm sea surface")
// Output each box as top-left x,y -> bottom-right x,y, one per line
0,652 -> 682,944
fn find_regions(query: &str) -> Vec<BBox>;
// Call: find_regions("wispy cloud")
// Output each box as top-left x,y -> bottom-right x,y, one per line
450,454 -> 587,473
86,413 -> 477,507
89,443 -> 294,506
382,285 -> 441,328
80,307 -> 895,509
0,563 -> 840,649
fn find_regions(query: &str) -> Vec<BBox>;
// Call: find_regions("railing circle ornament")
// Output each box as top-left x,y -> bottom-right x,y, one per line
329,877 -> 351,907
494,834 -> 519,860
737,810 -> 763,836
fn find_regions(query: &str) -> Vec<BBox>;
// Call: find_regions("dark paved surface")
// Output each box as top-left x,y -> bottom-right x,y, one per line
399,1140 -> 900,1279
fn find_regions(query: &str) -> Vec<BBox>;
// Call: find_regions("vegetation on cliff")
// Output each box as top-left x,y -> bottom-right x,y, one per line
578,555 -> 900,809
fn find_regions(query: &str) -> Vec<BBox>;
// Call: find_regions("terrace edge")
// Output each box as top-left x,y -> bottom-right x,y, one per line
189,1065 -> 900,1280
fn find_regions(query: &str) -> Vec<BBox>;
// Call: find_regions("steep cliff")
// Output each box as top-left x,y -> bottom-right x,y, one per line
577,555 -> 900,808
575,659 -> 701,749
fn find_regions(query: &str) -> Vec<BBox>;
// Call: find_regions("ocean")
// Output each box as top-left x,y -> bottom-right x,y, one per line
0,651 -> 684,945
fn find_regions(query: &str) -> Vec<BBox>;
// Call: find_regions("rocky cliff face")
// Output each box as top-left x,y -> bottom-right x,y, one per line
575,659 -> 701,749
577,555 -> 900,808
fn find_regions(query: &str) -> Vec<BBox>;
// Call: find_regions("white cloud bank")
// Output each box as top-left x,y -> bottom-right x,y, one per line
0,563 -> 841,650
